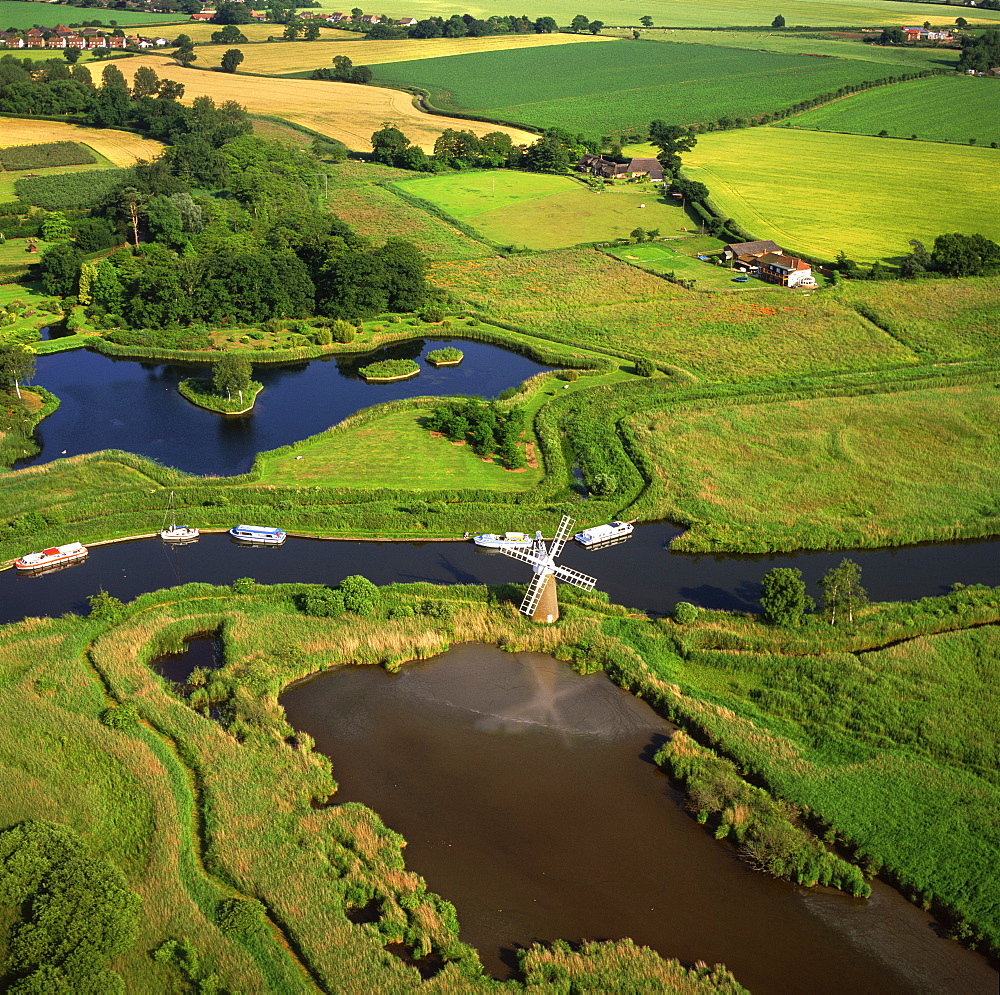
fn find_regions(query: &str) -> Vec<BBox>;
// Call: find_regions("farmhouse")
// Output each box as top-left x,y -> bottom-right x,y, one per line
577,154 -> 664,182
722,239 -> 783,261
756,252 -> 816,288
396,17 -> 419,27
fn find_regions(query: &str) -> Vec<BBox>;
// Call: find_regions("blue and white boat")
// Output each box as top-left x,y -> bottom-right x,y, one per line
472,531 -> 534,550
574,521 -> 633,548
229,524 -> 287,545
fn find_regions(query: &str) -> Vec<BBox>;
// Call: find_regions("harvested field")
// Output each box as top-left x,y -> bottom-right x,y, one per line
119,56 -> 536,151
0,117 -> 164,167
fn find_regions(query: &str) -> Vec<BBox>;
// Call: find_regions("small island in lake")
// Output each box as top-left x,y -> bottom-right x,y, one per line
358,358 -> 420,382
426,347 -> 464,367
179,353 -> 262,414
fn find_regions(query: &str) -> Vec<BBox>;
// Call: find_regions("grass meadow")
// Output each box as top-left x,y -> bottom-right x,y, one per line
313,0 -> 1000,28
119,55 -> 536,152
372,39 -> 913,136
683,127 -> 1000,262
198,31 -> 608,76
630,383 -> 1000,550
790,76 -> 1000,146
431,249 -> 918,379
0,117 -> 164,169
327,162 -> 491,259
629,28 -> 961,69
394,171 -> 686,249
0,1 -> 184,27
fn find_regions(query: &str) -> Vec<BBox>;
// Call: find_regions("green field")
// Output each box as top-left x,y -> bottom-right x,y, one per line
791,75 -> 1000,146
0,0 -> 183,27
328,162 -> 491,259
606,241 -> 772,290
683,127 -> 1000,262
316,0 -> 1000,28
394,171 -> 687,249
630,27 -> 961,69
373,39 -> 902,137
631,383 -> 1000,550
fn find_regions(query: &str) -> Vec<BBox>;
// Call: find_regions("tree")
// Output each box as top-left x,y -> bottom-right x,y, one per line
213,352 -> 253,401
818,558 -> 868,625
331,54 -> 354,79
38,242 -> 83,297
648,120 -> 697,174
304,21 -> 321,40
370,122 -> 411,163
211,23 -> 248,44
40,211 -> 72,243
759,567 -> 813,627
91,63 -> 130,126
898,238 -> 930,278
930,232 -> 1000,277
174,39 -> 197,66
0,343 -> 35,400
835,249 -> 858,274
571,14 -> 590,32
350,65 -> 373,84
131,64 -> 160,100
522,134 -> 572,172
771,14 -> 785,28
340,574 -> 381,615
220,48 -> 245,73
213,1 -> 253,24
588,19 -> 604,33
956,16 -> 968,28
876,27 -> 906,45
63,47 -> 81,64
283,21 -> 304,39
640,16 -> 654,27
534,16 -> 557,32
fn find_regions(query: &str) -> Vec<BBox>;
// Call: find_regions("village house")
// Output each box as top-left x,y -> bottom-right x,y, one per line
577,153 -> 664,183
190,11 -> 215,20
327,12 -> 351,21
396,17 -> 419,27
359,14 -> 382,24
722,239 -> 782,261
757,252 -> 816,287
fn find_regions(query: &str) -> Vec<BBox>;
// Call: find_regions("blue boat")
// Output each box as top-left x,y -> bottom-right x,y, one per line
229,524 -> 287,545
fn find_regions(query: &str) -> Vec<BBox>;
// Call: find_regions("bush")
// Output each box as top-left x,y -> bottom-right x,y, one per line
330,318 -> 356,343
420,307 -> 446,323
87,589 -> 127,623
635,357 -> 656,377
673,601 -> 700,624
216,898 -> 268,937
100,700 -> 139,730
297,587 -> 345,617
340,575 -> 382,616
231,577 -> 256,594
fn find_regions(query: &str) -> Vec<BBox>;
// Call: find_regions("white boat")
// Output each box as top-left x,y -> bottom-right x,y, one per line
15,542 -> 89,573
574,521 -> 634,547
229,524 -> 287,545
160,491 -> 199,544
472,531 -> 534,549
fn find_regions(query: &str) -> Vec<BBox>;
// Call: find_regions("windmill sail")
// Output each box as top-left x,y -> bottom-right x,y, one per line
548,515 -> 575,559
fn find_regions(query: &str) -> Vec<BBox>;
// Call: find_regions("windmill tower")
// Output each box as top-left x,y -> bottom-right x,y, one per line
498,515 -> 598,624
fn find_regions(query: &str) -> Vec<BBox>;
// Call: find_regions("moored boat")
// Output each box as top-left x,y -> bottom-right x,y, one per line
160,491 -> 200,543
574,521 -> 634,547
15,542 -> 89,573
472,531 -> 534,550
229,524 -> 287,545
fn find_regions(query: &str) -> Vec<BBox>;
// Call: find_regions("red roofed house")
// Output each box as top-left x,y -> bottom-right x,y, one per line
757,252 -> 816,288
190,11 -> 215,20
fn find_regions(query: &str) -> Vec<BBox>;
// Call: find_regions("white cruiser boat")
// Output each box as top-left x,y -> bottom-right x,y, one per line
472,531 -> 534,550
574,521 -> 634,547
229,525 -> 287,545
160,491 -> 199,543
15,542 -> 89,573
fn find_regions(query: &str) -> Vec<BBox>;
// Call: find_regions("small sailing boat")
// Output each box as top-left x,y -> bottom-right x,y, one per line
160,492 -> 200,543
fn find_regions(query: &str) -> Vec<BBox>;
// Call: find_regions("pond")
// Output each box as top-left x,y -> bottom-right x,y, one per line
20,338 -> 552,475
280,643 -> 998,992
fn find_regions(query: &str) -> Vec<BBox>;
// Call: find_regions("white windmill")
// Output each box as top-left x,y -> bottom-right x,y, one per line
498,515 -> 597,624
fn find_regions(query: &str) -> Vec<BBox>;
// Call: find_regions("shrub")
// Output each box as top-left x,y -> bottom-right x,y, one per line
673,601 -> 700,624
297,588 -> 345,617
231,577 -> 256,594
216,898 -> 268,937
340,575 -> 382,616
100,700 -> 139,730
635,357 -> 656,377
87,589 -> 127,623
420,307 -> 446,323
331,318 -> 355,343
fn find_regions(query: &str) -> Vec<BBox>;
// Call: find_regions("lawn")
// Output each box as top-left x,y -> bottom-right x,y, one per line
432,249 -> 917,379
393,171 -> 686,249
630,383 -> 1000,550
118,55 -> 536,152
629,27 -> 961,69
196,31 -> 609,76
790,75 -> 1000,146
259,406 -> 542,489
606,241 -> 771,290
683,127 -> 1000,263
327,162 -> 492,259
372,38 -> 926,136
314,0 -> 1000,28
0,1 -> 185,27
0,117 -> 165,169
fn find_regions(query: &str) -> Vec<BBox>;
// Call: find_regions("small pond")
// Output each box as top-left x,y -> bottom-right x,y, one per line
20,339 -> 552,475
152,633 -> 221,684
280,643 -> 998,992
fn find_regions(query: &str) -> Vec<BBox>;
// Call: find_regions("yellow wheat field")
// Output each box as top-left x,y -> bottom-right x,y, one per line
122,55 -> 538,151
0,118 -> 165,166
177,23 -> 357,43
195,31 -> 609,73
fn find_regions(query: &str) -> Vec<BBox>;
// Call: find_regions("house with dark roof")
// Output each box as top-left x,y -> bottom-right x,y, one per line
577,154 -> 664,183
722,239 -> 783,261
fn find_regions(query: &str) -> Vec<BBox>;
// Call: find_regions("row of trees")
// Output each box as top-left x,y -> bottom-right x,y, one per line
835,233 -> 1000,280
760,560 -> 868,627
425,399 -> 527,468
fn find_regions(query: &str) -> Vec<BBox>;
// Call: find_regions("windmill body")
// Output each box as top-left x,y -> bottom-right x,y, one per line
499,516 -> 597,623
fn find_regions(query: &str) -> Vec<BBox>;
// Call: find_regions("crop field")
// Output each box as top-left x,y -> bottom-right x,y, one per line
627,28 -> 959,70
394,171 -> 687,249
260,407 -> 541,488
0,117 -> 164,168
632,384 -> 1000,549
327,162 -> 490,259
196,31 -> 608,76
176,22 -> 353,43
0,0 -> 184,27
119,55 -> 536,151
790,76 -> 1000,146
314,0 -> 1000,28
684,127 -> 1000,262
372,40 -> 903,136
606,242 -> 771,290
431,249 -> 917,379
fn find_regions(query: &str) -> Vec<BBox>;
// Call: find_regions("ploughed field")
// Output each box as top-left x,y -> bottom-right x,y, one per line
789,76 -> 1000,147
371,39 -> 928,136
683,128 -> 1000,262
